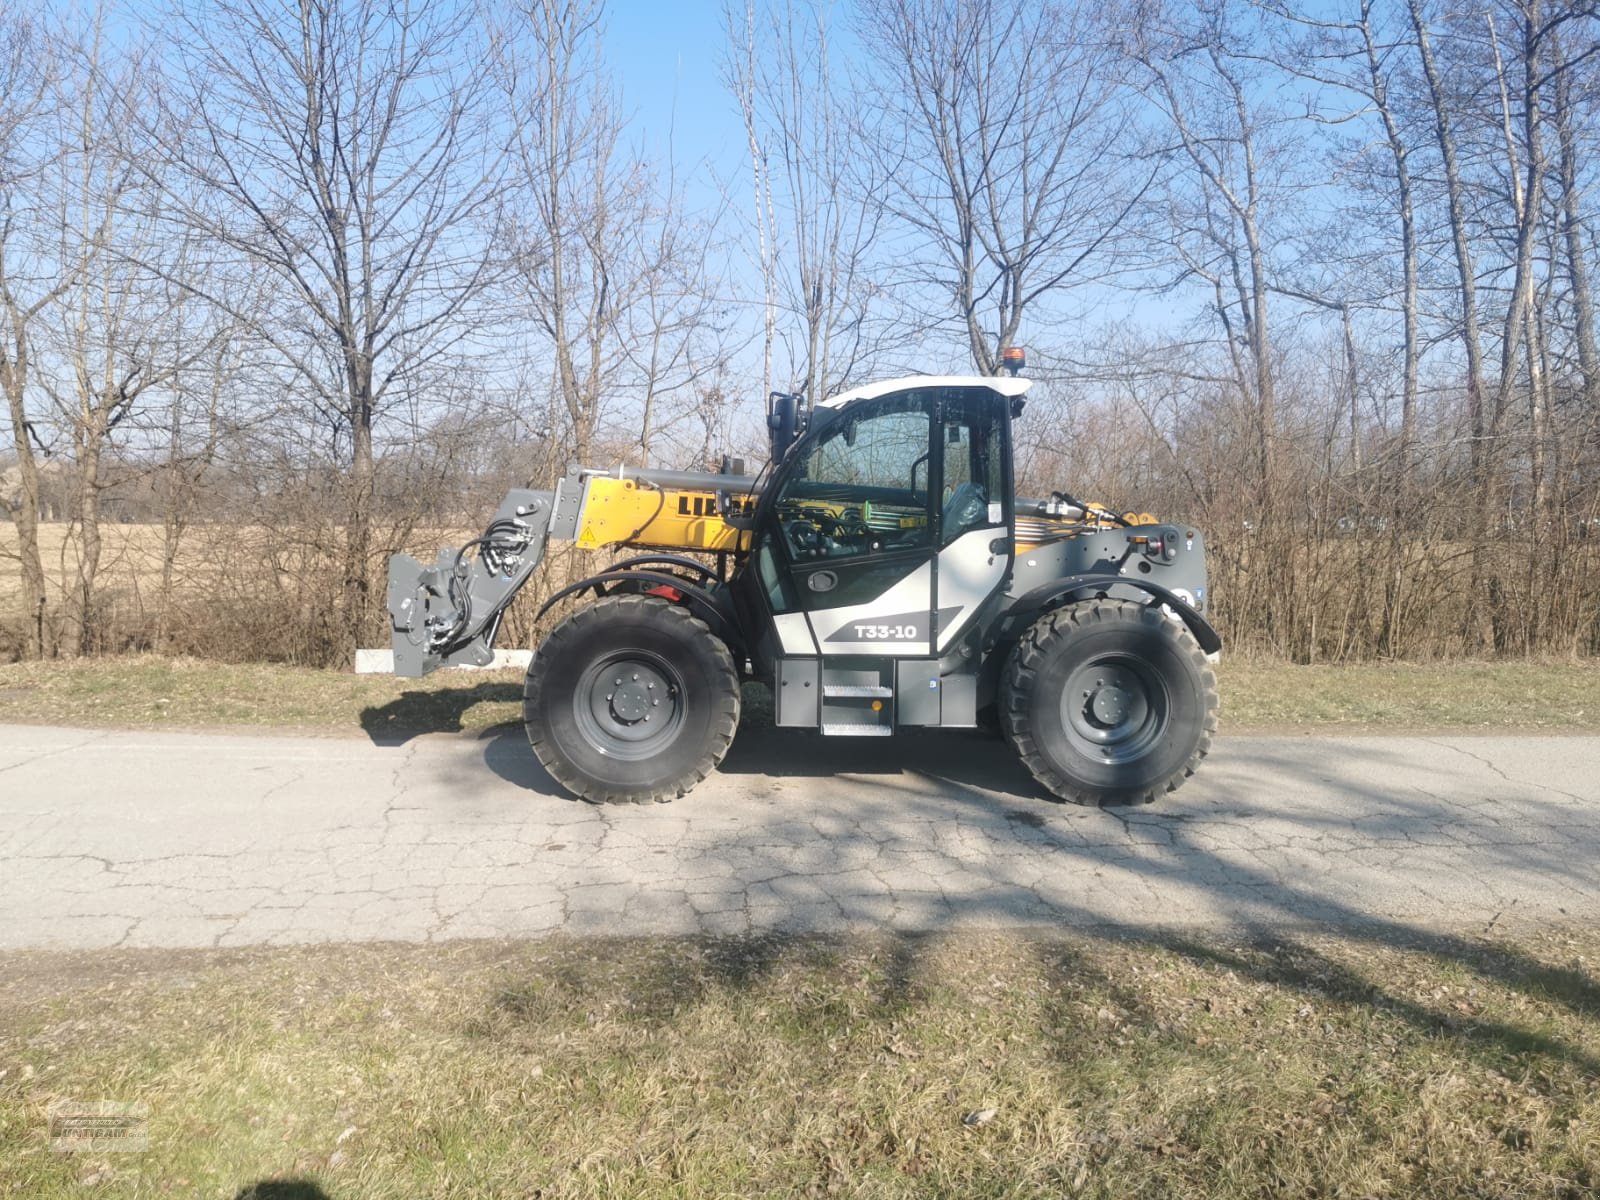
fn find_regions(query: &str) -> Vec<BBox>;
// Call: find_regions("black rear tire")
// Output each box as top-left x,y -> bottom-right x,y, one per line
523,595 -> 740,804
1001,599 -> 1217,806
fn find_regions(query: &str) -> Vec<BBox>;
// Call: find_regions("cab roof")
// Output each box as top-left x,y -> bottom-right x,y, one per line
817,374 -> 1033,410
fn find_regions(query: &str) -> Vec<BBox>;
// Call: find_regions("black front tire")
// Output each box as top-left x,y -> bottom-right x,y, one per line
1001,599 -> 1218,806
524,595 -> 740,804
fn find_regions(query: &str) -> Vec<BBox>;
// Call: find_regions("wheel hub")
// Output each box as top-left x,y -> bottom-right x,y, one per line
1090,685 -> 1131,724
575,655 -> 682,759
610,680 -> 652,722
1061,656 -> 1167,765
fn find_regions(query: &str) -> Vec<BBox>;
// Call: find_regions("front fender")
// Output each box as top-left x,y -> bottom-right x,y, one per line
999,575 -> 1222,655
536,569 -> 740,651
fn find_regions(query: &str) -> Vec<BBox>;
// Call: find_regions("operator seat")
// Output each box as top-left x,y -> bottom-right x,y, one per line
942,481 -> 987,538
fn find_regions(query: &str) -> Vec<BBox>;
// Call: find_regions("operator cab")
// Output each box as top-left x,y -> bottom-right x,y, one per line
736,376 -> 1028,735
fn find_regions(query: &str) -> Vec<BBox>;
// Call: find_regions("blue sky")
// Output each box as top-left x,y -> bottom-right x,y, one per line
605,0 -> 748,199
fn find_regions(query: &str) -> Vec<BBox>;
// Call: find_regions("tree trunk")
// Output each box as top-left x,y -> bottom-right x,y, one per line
1,318 -> 49,658
1363,1 -> 1419,657
343,360 -> 375,663
69,434 -> 104,657
1409,0 -> 1494,651
1551,28 -> 1598,417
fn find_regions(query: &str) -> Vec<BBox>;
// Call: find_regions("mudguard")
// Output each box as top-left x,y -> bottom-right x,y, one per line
998,574 -> 1222,655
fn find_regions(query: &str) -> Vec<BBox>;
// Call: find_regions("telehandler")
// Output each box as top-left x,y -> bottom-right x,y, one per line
387,359 -> 1220,806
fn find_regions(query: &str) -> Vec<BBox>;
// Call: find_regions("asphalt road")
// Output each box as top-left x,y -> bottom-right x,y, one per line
1,721 -> 1597,950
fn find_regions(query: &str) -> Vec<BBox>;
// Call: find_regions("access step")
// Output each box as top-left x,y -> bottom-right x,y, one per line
820,722 -> 895,737
822,684 -> 893,698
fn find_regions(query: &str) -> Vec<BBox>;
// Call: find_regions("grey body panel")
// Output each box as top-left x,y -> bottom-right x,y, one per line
935,526 -> 1009,650
804,528 -> 1012,658
940,674 -> 978,727
775,657 -> 820,727
1007,525 -> 1210,617
896,659 -> 941,725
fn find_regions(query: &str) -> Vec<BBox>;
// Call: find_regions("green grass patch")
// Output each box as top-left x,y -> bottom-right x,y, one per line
0,654 -> 1597,737
0,656 -> 527,739
1220,657 -> 1600,733
1,930 -> 1597,1198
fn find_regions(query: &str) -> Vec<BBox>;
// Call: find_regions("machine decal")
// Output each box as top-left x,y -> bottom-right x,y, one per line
823,608 -> 963,644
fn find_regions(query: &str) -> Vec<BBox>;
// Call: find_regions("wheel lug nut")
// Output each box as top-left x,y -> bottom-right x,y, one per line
632,673 -> 639,680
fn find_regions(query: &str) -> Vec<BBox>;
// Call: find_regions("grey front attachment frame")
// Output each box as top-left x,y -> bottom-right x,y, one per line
386,487 -> 555,678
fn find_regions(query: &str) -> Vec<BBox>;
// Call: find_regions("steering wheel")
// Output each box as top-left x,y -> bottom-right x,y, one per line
942,481 -> 987,535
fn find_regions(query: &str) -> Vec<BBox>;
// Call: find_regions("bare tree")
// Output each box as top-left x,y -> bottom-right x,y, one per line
1132,1 -> 1287,505
0,14 -> 62,657
725,0 -> 889,405
154,0 -> 506,659
1262,0 -> 1426,653
499,0 -> 720,469
859,0 -> 1149,375
1550,21 -> 1600,416
27,26 -> 227,655
726,0 -> 779,406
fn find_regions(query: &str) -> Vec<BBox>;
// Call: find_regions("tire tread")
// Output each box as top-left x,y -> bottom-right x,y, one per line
523,595 -> 740,804
1001,599 -> 1219,807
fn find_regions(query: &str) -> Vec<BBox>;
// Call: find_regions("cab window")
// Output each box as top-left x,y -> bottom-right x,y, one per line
939,394 -> 1005,545
772,395 -> 933,561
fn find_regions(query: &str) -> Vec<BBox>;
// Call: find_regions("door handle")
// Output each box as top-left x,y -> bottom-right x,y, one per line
806,570 -> 838,593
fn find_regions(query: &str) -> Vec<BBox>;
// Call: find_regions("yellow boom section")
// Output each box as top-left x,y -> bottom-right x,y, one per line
574,477 -> 751,553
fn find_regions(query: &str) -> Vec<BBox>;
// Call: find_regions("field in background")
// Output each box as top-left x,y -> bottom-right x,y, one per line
8,519 -> 1600,667
0,521 -> 613,663
0,523 -> 174,614
0,523 -> 476,614
2,929 -> 1597,1198
0,654 -> 1596,737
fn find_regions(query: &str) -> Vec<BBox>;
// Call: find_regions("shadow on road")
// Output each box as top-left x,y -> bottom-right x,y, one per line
482,722 -> 565,794
359,682 -> 521,746
477,681 -> 1045,803
721,719 -> 1043,800
474,726 -> 1600,1080
409,671 -> 1600,1078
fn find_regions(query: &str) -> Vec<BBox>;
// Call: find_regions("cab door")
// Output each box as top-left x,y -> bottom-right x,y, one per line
749,385 -> 1014,660
753,390 -> 938,657
932,389 -> 1013,654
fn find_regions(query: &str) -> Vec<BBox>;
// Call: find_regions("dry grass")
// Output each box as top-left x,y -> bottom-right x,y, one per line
0,655 -> 526,738
0,523 -> 454,615
1220,656 -> 1600,733
1,929 -> 1597,1198
0,653 -> 1597,738
0,522 -> 600,663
